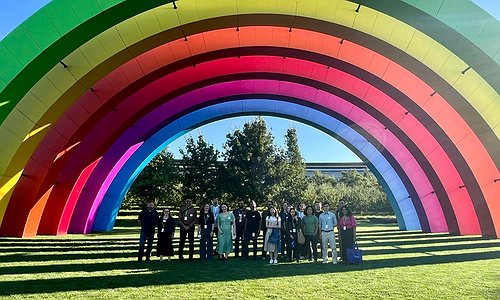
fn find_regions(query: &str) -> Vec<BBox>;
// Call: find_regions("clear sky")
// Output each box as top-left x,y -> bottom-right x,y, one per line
167,116 -> 361,162
2,1 -> 498,162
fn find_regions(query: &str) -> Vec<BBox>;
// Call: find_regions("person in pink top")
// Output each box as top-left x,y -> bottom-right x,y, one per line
337,206 -> 357,262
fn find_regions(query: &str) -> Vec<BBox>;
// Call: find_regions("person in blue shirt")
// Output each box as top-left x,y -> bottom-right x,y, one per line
297,202 -> 306,218
318,202 -> 338,264
242,200 -> 261,259
210,197 -> 221,233
210,197 -> 221,256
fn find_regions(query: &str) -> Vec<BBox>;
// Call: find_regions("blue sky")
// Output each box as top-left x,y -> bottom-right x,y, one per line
167,116 -> 361,162
2,1 -> 498,162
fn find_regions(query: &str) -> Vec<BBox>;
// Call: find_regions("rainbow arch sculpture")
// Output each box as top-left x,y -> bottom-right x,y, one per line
0,0 -> 498,238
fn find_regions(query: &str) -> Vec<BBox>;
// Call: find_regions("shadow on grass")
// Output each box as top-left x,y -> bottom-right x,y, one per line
1,237 -> 499,275
0,249 -> 499,296
1,221 -> 499,296
0,239 -> 500,276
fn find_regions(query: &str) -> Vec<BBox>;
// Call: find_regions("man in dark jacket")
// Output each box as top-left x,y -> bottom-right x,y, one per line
242,200 -> 261,259
232,199 -> 247,257
138,201 -> 159,261
178,198 -> 197,260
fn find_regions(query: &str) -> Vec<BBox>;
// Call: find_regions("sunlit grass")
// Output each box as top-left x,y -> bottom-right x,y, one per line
0,216 -> 498,299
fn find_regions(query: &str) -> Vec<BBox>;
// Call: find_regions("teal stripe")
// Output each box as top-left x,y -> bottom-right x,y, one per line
353,0 -> 500,93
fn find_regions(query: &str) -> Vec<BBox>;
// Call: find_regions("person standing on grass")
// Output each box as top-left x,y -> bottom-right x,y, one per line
260,200 -> 274,259
313,201 -> 323,258
178,198 -> 197,260
210,197 -> 221,236
279,201 -> 289,257
216,203 -> 236,260
157,208 -> 175,261
296,201 -> 307,258
285,207 -> 302,262
232,199 -> 247,257
242,200 -> 261,260
335,200 -> 347,255
319,202 -> 338,264
210,197 -> 221,256
264,207 -> 281,264
303,205 -> 319,262
338,205 -> 357,262
198,203 -> 215,261
137,201 -> 159,261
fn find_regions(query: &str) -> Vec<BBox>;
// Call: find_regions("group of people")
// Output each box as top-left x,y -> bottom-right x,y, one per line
137,197 -> 357,265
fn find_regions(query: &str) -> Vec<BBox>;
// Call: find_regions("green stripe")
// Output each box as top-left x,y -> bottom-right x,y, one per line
0,0 -> 170,123
405,0 -> 499,59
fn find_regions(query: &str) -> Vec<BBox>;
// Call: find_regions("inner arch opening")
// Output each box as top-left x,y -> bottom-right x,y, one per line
167,116 -> 362,163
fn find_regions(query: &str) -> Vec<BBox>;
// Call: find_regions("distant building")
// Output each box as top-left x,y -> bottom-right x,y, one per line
305,162 -> 368,179
175,160 -> 368,180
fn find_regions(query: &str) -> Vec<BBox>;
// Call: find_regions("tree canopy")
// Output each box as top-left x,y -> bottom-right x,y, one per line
124,117 -> 393,214
123,150 -> 181,208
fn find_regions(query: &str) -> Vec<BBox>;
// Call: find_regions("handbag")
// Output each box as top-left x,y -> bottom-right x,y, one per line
297,228 -> 305,245
268,228 -> 280,244
347,244 -> 363,264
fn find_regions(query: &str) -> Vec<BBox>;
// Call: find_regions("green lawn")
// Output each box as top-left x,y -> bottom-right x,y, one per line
0,216 -> 498,299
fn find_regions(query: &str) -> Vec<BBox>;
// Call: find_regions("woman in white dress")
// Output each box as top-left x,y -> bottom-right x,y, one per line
264,207 -> 281,264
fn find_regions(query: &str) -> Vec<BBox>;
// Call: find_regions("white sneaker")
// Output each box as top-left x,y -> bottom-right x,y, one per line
333,260 -> 338,264
274,259 -> 278,264
269,259 -> 274,264
322,259 -> 328,264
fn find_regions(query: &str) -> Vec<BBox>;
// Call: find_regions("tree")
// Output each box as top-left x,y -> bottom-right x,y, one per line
273,128 -> 308,205
337,169 -> 391,213
180,134 -> 222,204
124,149 -> 181,208
223,117 -> 277,205
308,170 -> 337,186
303,182 -> 339,204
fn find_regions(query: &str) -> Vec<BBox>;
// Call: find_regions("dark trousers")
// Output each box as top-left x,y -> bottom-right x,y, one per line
179,226 -> 195,259
340,228 -> 354,261
199,229 -> 213,261
261,228 -> 268,257
305,234 -> 318,260
280,230 -> 288,255
287,244 -> 299,261
234,227 -> 244,257
298,242 -> 308,257
242,232 -> 258,258
138,229 -> 154,260
287,235 -> 299,261
317,233 -> 323,257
